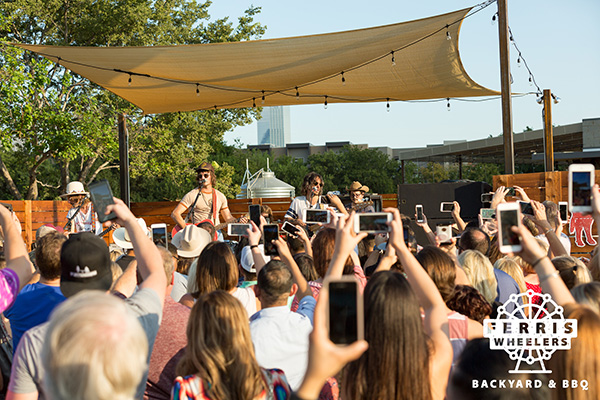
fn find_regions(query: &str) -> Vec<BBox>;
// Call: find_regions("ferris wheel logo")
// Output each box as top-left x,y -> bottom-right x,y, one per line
483,290 -> 578,374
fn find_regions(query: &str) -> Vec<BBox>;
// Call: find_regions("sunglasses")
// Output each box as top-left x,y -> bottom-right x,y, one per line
312,182 -> 323,187
199,172 -> 211,178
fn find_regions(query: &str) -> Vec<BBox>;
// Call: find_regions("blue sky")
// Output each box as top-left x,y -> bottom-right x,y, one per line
208,0 -> 600,149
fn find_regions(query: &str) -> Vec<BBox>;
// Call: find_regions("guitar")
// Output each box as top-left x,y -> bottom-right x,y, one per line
171,217 -> 244,238
97,223 -> 117,237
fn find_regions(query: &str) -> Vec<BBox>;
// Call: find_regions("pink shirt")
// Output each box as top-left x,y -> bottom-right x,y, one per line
0,269 -> 19,313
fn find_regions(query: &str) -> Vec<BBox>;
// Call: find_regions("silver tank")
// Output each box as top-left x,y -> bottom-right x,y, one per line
237,169 -> 295,199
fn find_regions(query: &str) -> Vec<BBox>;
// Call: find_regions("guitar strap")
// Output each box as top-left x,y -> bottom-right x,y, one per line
186,188 -> 202,224
212,189 -> 218,225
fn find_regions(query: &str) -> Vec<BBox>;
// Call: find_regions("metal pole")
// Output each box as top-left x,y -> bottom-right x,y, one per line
542,89 -> 554,172
118,113 -> 130,207
497,0 -> 514,174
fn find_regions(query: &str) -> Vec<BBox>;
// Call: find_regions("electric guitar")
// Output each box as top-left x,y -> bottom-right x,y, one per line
97,223 -> 117,237
171,217 -> 245,238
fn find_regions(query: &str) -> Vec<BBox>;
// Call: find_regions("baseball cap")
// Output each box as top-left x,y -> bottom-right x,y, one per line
60,232 -> 113,297
195,162 -> 215,173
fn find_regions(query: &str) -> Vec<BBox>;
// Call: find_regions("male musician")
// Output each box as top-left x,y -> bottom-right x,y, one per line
285,172 -> 346,224
62,181 -> 102,234
171,162 -> 235,235
347,181 -> 375,213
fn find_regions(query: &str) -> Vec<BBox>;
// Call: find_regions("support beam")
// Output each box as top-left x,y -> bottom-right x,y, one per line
118,113 -> 130,207
543,89 -> 554,172
497,0 -> 514,174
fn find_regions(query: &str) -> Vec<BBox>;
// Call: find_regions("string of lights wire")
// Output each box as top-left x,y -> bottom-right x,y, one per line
11,0 -> 541,113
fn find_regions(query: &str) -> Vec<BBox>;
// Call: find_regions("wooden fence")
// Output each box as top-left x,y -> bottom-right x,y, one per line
494,171 -> 600,256
3,194 -> 399,250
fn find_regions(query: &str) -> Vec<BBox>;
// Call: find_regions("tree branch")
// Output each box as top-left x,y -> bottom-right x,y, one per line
86,162 -> 119,184
0,153 -> 22,199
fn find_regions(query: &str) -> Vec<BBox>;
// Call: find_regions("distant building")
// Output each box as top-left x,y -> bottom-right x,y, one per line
257,106 -> 291,147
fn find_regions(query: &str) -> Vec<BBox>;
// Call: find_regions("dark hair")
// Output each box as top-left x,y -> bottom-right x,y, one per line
343,271 -> 432,400
197,168 -> 217,187
194,242 -> 238,297
260,205 -> 274,223
448,338 -> 549,400
257,260 -> 293,304
176,257 -> 196,275
313,228 -> 353,278
301,172 -> 323,197
446,285 -> 493,324
35,232 -> 67,280
458,228 -> 490,256
198,221 -> 216,240
286,229 -> 306,253
542,200 -> 560,230
293,253 -> 318,282
416,246 -> 456,302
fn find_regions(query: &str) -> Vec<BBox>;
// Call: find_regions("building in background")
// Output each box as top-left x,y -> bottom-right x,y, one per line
257,106 -> 291,147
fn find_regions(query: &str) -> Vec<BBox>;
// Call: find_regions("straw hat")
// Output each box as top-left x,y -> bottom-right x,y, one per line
171,225 -> 211,258
112,218 -> 151,250
60,181 -> 89,198
348,181 -> 370,193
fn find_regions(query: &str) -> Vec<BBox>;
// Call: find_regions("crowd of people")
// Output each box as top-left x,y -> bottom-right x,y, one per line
0,165 -> 599,400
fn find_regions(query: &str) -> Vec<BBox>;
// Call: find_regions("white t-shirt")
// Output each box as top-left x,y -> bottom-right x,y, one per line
66,206 -> 102,234
179,188 -> 228,225
285,196 -> 325,221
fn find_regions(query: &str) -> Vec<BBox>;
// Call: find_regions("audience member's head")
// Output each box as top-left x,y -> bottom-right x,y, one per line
42,291 -> 148,400
458,227 -> 490,256
176,290 -> 266,399
157,245 -> 175,286
570,282 -> 600,313
446,285 -> 493,324
261,205 -> 274,224
239,245 -> 269,283
293,253 -> 318,282
458,250 -> 498,305
553,255 -> 592,289
193,241 -> 238,297
313,228 -> 352,278
256,260 -> 294,306
494,257 -> 527,294
585,249 -> 600,282
416,245 -> 456,302
286,231 -> 305,254
35,232 -> 67,281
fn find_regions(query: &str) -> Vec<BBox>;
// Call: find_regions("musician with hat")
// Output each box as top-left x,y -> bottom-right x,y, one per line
62,181 -> 102,234
171,162 -> 235,237
347,181 -> 375,213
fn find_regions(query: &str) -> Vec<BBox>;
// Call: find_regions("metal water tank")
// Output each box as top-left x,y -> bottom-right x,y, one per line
246,170 -> 295,198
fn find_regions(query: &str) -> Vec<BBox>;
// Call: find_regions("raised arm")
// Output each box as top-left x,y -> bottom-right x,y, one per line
105,198 -> 166,303
326,212 -> 367,279
415,211 -> 437,246
247,219 -> 268,276
451,201 -> 467,233
530,200 -> 568,258
0,205 -> 35,292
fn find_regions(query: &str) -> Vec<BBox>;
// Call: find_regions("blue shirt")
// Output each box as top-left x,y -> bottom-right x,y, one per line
249,296 -> 316,390
494,268 -> 523,315
4,282 -> 65,352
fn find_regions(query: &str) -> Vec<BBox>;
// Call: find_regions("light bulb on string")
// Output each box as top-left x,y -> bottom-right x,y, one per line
324,95 -> 328,110
295,86 -> 300,100
261,90 -> 265,104
128,74 -> 132,86
196,84 -> 200,96
391,51 -> 396,66
516,57 -> 521,67
446,25 -> 451,41
528,76 -> 533,86
491,13 -> 497,25
341,71 -> 346,85
252,97 -> 256,108
446,97 -> 451,111
510,74 -> 514,84
213,106 -> 218,115
386,98 -> 390,112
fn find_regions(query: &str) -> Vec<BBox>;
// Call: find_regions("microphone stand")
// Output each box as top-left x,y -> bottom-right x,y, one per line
186,179 -> 206,224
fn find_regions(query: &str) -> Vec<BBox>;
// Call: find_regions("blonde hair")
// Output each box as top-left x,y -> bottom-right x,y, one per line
458,250 -> 498,304
570,282 -> 600,314
553,256 -> 592,290
42,291 -> 148,400
494,257 -> 528,308
109,262 -> 124,292
176,291 -> 266,399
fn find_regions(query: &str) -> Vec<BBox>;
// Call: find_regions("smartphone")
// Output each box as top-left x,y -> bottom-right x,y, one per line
249,204 -> 261,226
481,193 -> 494,203
480,208 -> 495,220
88,180 -> 116,223
519,201 -> 534,216
262,224 -> 279,256
281,221 -> 300,236
436,225 -> 453,244
440,202 -> 454,212
569,164 -> 595,213
325,276 -> 364,345
151,223 -> 168,247
558,201 -> 569,223
303,208 -> 330,224
227,223 -> 251,236
506,187 -> 516,197
353,212 -> 392,234
497,202 -> 522,253
415,204 -> 424,223
403,226 -> 410,242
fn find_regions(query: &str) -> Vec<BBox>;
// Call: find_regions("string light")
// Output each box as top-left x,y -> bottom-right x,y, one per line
552,94 -> 561,104
491,12 -> 497,25
128,74 -> 132,86
528,76 -> 533,86
447,97 -> 451,111
324,95 -> 328,109
446,25 -> 451,41
261,90 -> 265,104
516,57 -> 521,67
295,86 -> 299,99
196,84 -> 200,96
507,26 -> 544,100
391,51 -> 396,66
213,105 -> 218,114
341,71 -> 346,85
510,73 -> 513,85
386,98 -> 390,112
252,97 -> 256,107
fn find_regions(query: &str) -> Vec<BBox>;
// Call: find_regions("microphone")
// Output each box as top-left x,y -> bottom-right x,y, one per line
198,179 -> 206,185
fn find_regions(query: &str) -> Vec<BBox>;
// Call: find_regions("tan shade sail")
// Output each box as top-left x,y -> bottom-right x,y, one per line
15,7 -> 498,115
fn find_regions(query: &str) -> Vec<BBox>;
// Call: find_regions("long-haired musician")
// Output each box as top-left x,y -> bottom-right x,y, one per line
62,181 -> 102,234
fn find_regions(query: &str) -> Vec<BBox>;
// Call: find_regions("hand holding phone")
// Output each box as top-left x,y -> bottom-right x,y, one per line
415,205 -> 424,223
497,202 -> 522,253
88,180 -> 116,222
151,223 -> 168,247
325,277 -> 364,345
281,221 -> 301,236
303,208 -> 330,224
262,224 -> 279,256
249,204 -> 261,227
353,212 -> 392,234
569,164 -> 595,213
440,202 -> 454,212
228,223 -> 252,236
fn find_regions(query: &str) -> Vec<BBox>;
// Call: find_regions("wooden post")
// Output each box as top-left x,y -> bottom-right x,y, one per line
118,113 -> 130,207
23,200 -> 32,251
401,160 -> 405,184
543,89 -> 554,172
497,0 -> 514,175
458,156 -> 463,180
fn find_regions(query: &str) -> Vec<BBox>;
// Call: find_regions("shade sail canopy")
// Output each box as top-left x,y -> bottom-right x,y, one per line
15,7 -> 498,114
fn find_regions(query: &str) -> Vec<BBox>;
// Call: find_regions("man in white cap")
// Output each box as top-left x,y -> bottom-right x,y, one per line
61,181 -> 102,235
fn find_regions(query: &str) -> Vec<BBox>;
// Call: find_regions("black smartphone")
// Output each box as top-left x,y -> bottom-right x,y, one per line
326,277 -> 364,345
88,180 -> 116,223
249,204 -> 261,226
559,202 -> 569,222
506,187 -> 516,197
481,193 -> 493,203
262,224 -> 279,256
519,201 -> 534,216
403,226 -> 409,242
281,221 -> 300,236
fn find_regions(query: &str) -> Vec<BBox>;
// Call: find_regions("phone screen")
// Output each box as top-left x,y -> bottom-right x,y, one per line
500,209 -> 520,247
441,202 -> 454,212
305,209 -> 329,223
416,206 -> 424,222
481,193 -> 493,203
152,226 -> 167,247
281,221 -> 300,236
358,213 -> 390,233
88,180 -> 116,222
263,224 -> 279,256
480,208 -> 495,219
506,187 -> 516,196
519,201 -> 534,216
229,223 -> 251,236
559,203 -> 568,222
572,172 -> 592,206
249,205 -> 261,226
328,280 -> 359,345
